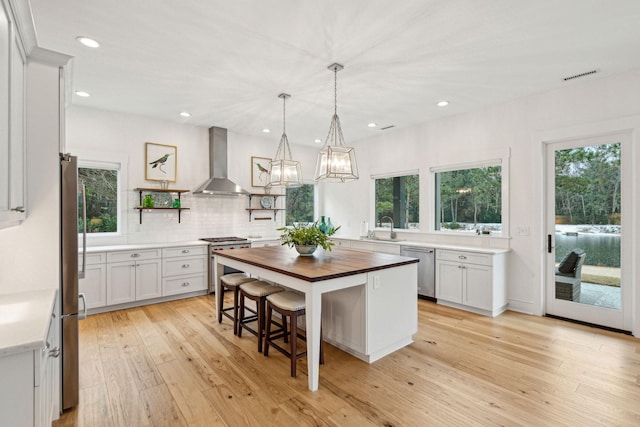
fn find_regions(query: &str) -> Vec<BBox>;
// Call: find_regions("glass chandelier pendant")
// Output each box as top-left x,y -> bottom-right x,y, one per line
266,93 -> 303,188
315,63 -> 358,183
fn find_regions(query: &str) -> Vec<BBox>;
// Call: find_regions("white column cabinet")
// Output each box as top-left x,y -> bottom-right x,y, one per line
435,249 -> 507,317
0,0 -> 27,228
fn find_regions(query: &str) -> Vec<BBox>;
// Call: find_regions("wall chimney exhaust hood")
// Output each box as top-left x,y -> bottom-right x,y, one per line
193,127 -> 250,196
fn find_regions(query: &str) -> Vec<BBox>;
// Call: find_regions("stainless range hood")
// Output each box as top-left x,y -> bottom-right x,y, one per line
193,126 -> 250,196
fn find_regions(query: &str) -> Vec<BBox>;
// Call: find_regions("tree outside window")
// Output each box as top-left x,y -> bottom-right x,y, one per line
435,165 -> 502,233
286,184 -> 314,226
374,174 -> 419,229
79,167 -> 118,233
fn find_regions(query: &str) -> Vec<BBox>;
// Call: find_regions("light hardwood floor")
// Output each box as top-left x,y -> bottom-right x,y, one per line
53,294 -> 640,426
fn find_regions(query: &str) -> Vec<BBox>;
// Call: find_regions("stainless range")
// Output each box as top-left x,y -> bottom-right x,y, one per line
201,237 -> 251,292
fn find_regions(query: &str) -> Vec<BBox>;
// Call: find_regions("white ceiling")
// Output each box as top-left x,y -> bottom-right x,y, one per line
29,0 -> 640,146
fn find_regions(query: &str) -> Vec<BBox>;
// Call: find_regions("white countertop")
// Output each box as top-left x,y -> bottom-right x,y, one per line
334,235 -> 511,255
0,289 -> 57,357
86,240 -> 209,253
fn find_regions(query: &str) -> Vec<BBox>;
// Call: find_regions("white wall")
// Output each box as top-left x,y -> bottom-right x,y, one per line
323,68 -> 640,333
65,106 -> 319,245
0,61 -> 62,294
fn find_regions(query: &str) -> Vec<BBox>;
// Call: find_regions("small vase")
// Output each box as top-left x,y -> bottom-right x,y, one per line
295,244 -> 317,256
318,216 -> 329,234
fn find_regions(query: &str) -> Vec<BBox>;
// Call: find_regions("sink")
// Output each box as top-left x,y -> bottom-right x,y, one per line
361,236 -> 401,242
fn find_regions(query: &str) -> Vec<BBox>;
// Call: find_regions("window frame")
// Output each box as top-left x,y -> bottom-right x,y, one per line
428,148 -> 510,238
76,151 -> 128,242
285,182 -> 317,227
371,169 -> 420,232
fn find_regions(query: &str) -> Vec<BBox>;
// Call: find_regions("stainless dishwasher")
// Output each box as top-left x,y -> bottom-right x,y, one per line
400,246 -> 435,300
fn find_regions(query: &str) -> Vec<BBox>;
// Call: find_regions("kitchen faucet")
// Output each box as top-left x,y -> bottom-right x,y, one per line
380,216 -> 397,239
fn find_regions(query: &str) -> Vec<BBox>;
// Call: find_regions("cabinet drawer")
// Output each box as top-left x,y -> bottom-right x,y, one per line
163,274 -> 206,296
350,240 -> 400,255
107,249 -> 161,263
436,250 -> 492,266
163,256 -> 206,277
162,245 -> 207,258
80,252 -> 106,266
250,240 -> 281,248
332,239 -> 351,249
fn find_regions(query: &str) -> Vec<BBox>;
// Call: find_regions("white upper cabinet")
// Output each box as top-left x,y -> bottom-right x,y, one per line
0,0 -> 26,228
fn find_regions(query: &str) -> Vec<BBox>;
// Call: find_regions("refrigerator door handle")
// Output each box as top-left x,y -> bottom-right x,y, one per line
78,293 -> 88,320
79,183 -> 87,279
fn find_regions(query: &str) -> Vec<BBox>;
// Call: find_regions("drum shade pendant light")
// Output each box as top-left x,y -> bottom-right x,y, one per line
315,63 -> 358,182
266,93 -> 303,189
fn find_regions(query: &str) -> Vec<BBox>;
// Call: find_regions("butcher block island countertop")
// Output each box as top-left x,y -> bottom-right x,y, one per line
215,245 -> 419,282
214,245 -> 419,392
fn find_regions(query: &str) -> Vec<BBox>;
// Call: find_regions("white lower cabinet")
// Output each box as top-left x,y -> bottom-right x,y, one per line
106,249 -> 162,305
161,245 -> 207,296
435,249 -> 507,317
0,300 -> 58,427
87,245 -> 207,312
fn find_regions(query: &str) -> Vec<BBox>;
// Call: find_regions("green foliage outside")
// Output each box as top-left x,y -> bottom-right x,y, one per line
78,167 -> 118,233
555,143 -> 620,225
375,175 -> 419,229
437,166 -> 502,231
286,184 -> 314,225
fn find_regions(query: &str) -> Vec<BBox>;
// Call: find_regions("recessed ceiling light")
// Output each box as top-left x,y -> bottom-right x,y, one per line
368,123 -> 377,128
314,139 -> 322,144
76,36 -> 101,48
179,111 -> 191,117
437,100 -> 449,107
262,128 -> 270,133
75,91 -> 90,97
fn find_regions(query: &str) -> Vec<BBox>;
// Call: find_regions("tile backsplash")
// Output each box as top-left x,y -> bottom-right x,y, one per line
87,193 -> 284,247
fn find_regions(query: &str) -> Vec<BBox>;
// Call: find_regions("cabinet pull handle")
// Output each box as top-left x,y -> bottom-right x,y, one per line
11,206 -> 25,213
182,249 -> 190,253
182,264 -> 190,268
182,282 -> 190,287
49,346 -> 61,358
131,253 -> 140,258
42,341 -> 51,354
458,255 -> 467,260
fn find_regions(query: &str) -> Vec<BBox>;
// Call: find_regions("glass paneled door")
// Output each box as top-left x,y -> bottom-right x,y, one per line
545,134 -> 630,330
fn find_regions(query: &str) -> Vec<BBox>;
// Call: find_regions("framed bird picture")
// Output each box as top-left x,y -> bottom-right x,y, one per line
145,142 -> 177,183
251,156 -> 271,187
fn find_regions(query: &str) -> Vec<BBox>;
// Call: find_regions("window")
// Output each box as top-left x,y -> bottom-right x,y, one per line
286,184 -> 315,225
79,165 -> 119,234
374,174 -> 419,229
434,164 -> 502,234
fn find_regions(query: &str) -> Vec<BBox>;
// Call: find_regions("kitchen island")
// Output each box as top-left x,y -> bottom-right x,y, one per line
214,245 -> 419,391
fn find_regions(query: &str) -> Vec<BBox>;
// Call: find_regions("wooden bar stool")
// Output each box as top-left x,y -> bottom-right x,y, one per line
263,291 -> 324,378
218,273 -> 257,335
238,280 -> 284,352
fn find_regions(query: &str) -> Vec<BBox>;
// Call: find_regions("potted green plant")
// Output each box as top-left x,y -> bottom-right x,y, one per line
277,220 -> 340,256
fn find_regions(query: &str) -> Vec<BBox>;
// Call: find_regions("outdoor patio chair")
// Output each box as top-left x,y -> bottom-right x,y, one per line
555,249 -> 586,301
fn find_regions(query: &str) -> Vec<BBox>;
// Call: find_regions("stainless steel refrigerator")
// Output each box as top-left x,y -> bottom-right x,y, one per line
60,153 -> 87,411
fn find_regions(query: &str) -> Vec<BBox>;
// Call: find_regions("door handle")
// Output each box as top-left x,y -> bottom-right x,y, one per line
547,234 -> 553,253
79,293 -> 88,320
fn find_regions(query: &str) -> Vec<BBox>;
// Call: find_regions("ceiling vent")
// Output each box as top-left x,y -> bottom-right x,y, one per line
562,69 -> 599,82
380,125 -> 396,130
